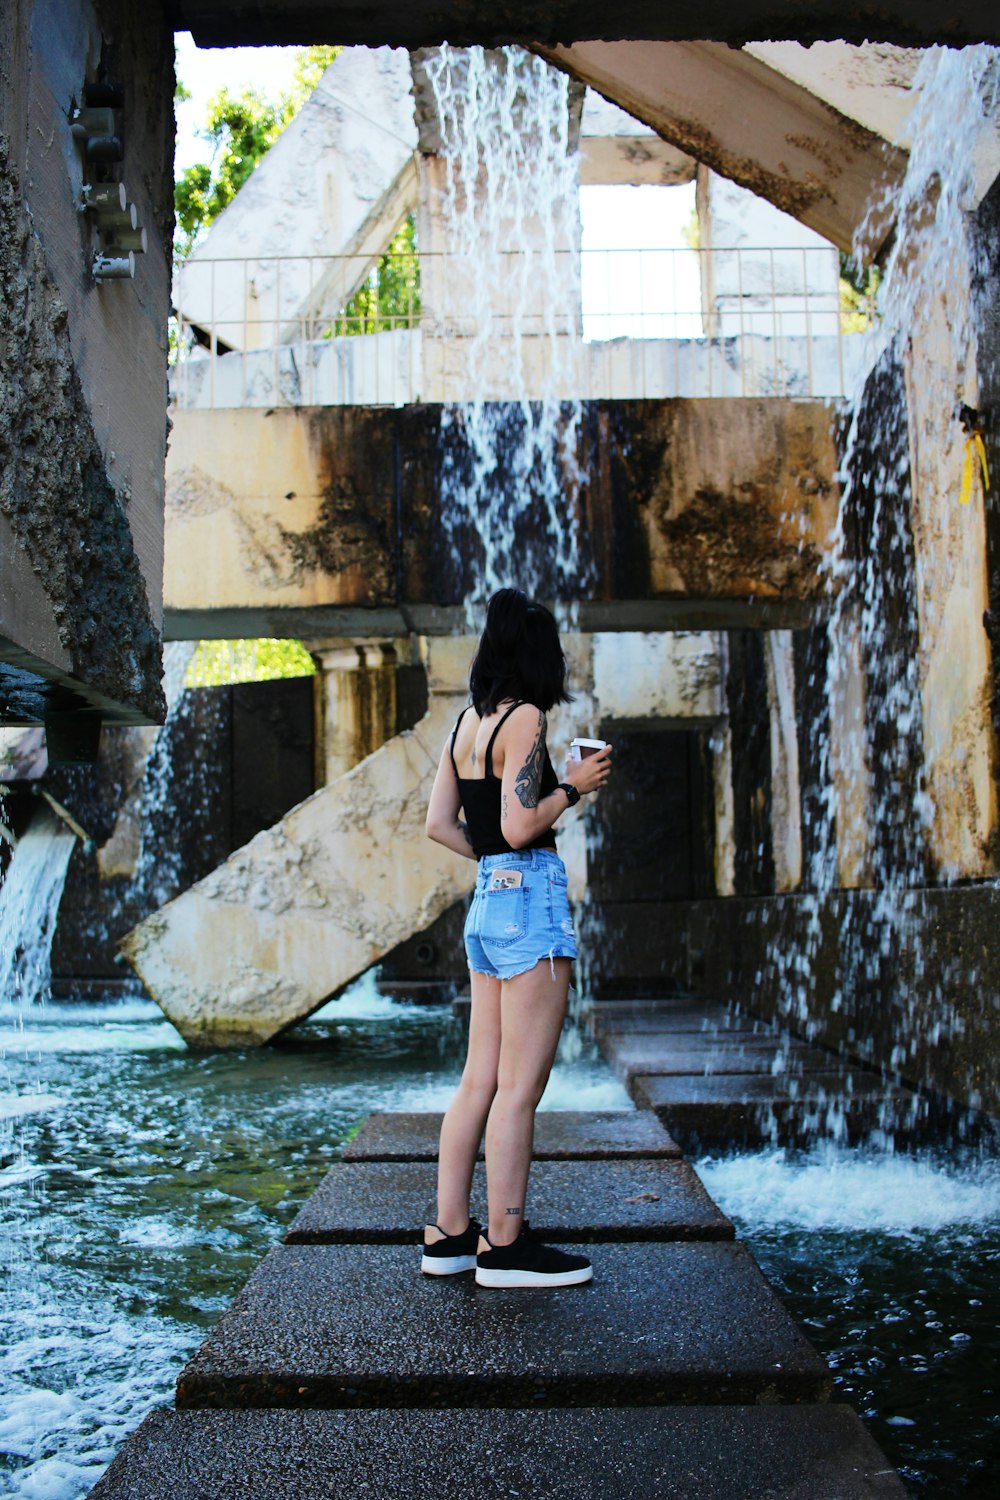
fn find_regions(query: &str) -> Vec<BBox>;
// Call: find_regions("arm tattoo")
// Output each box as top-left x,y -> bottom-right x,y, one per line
501,792 -> 508,824
505,1206 -> 521,1216
514,712 -> 547,809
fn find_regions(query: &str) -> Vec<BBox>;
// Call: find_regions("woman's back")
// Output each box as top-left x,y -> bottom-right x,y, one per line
451,701 -> 558,858
451,699 -> 539,783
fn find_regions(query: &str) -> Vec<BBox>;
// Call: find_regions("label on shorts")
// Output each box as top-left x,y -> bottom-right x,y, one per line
488,869 -> 523,889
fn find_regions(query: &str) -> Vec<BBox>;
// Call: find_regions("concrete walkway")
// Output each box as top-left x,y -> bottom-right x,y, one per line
89,1109 -> 906,1497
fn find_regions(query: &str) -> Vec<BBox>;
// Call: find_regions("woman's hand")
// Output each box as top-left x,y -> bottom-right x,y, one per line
563,743 -> 613,796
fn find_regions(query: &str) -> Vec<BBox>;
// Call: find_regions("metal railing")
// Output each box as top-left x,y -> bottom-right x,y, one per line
171,246 -> 867,408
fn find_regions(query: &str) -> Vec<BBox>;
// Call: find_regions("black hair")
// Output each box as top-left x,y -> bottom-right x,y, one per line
469,588 -> 572,716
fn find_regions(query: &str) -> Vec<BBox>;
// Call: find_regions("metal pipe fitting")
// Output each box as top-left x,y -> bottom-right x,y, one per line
93,251 -> 135,281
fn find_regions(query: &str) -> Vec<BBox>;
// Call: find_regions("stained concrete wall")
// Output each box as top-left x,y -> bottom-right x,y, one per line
162,399 -> 842,638
0,0 -> 172,731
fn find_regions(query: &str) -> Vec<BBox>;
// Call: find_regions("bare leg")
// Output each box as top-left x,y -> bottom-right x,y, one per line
428,969 -> 501,1240
484,957 -> 570,1246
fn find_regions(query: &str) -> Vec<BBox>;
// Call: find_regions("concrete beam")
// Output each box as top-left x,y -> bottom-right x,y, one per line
120,683 -> 474,1046
536,41 -> 907,255
173,2 -> 1000,48
163,399 -> 842,639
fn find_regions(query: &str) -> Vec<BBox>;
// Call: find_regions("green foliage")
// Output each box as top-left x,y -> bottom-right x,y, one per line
334,213 -> 421,335
681,202 -> 700,253
186,639 -> 316,688
174,45 -> 342,263
289,45 -> 343,107
839,252 -> 879,333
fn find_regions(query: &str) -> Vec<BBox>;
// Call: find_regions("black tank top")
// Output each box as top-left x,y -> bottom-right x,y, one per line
450,702 -> 559,858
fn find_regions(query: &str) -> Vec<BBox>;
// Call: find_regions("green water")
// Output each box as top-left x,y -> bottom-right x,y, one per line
0,986 -> 626,1496
1,989 -> 997,1497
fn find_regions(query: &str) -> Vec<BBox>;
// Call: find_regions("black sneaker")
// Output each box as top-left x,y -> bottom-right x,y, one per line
475,1227 -> 593,1288
420,1218 -> 481,1276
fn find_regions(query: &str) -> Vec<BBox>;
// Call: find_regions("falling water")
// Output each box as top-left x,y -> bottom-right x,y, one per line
421,46 -> 587,612
0,808 -> 76,1010
764,46 -> 1000,1116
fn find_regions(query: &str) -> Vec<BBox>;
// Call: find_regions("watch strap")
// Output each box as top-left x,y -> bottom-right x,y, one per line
558,781 -> 581,806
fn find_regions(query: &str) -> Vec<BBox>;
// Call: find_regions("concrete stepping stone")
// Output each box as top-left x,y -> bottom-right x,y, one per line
343,1108 -> 681,1160
88,1404 -> 908,1499
585,1003 -> 774,1038
175,1241 -> 831,1410
284,1158 -> 732,1243
602,1034 -> 835,1080
633,1071 -> 925,1147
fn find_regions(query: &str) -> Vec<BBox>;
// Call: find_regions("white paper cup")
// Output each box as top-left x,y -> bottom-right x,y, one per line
570,737 -> 607,761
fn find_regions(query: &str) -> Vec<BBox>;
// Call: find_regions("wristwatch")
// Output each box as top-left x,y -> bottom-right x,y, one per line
558,782 -> 581,806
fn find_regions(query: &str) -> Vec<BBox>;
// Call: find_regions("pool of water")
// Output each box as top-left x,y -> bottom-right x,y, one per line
1,988 -> 997,1498
0,982 -> 627,1498
697,1147 -> 1000,1498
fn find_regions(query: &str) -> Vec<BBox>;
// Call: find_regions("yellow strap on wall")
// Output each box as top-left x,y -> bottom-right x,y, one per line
959,433 -> 990,505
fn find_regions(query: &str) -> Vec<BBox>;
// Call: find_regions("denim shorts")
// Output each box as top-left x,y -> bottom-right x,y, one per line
464,848 -> 578,981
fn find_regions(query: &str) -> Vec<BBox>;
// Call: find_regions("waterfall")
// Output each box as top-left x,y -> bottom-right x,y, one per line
767,46 -> 1000,1097
0,806 -> 76,1010
420,45 -> 588,613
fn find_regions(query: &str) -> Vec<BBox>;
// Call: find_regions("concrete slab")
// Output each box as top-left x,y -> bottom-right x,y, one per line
88,1405 -> 908,1499
584,1002 -> 775,1038
175,1241 -> 831,1409
284,1158 -> 731,1243
343,1109 -> 681,1160
633,1071 -> 925,1148
602,1036 -> 835,1079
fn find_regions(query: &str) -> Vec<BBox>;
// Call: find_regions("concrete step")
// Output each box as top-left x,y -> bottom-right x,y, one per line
343,1108 -> 681,1160
284,1158 -> 732,1243
584,1001 -> 775,1039
633,1071 -> 926,1148
602,1034 -> 836,1080
87,1404 -> 908,1499
175,1241 -> 831,1410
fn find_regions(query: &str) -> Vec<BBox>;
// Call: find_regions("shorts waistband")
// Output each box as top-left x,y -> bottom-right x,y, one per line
477,849 -> 561,872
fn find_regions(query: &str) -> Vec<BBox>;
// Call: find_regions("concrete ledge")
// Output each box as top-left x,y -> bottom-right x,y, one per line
88,1405 -> 908,1499
633,1072 -> 925,1149
583,1000 -> 773,1038
343,1109 -> 681,1160
601,1035 -> 836,1080
175,1241 -> 831,1409
284,1159 -> 732,1243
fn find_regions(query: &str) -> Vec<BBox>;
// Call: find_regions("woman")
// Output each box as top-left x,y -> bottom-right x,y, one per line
423,588 -> 613,1287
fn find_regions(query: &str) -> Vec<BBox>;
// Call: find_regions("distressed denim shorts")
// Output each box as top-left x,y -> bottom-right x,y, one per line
464,848 -> 578,982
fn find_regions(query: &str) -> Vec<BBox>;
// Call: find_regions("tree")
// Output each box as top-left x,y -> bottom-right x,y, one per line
174,46 -> 342,263
334,214 -> 421,335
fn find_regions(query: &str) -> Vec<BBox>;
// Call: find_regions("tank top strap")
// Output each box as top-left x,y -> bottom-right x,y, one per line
449,705 -> 473,779
485,700 -> 526,779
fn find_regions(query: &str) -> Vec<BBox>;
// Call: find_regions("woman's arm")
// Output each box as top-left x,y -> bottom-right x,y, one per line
425,738 -> 477,860
500,705 -> 611,849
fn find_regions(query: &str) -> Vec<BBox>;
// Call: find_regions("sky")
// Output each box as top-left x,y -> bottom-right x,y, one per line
172,34 -> 701,337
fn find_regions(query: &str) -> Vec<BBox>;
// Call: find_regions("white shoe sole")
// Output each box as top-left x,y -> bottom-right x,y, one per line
475,1264 -> 593,1288
421,1253 -> 477,1275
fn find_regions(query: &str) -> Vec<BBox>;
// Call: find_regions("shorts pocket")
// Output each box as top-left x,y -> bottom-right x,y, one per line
480,886 -> 529,948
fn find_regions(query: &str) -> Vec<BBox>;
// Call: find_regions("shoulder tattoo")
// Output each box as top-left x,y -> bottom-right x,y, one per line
514,711 -> 547,809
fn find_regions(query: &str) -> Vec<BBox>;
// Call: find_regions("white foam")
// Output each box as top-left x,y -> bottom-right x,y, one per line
0,1093 -> 63,1122
0,1022 -> 185,1056
698,1144 -> 1000,1236
310,969 -> 446,1024
539,1070 -> 631,1111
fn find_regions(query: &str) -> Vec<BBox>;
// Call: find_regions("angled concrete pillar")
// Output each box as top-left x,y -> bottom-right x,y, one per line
535,40 -> 907,256
121,638 -> 476,1047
